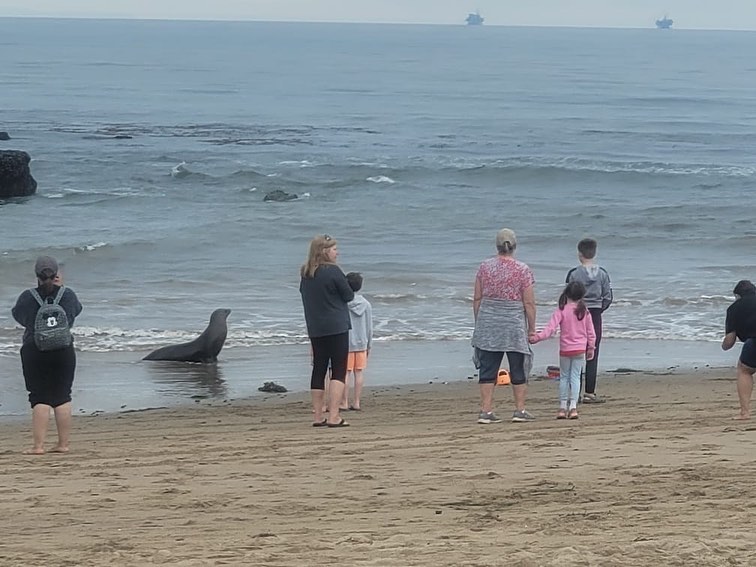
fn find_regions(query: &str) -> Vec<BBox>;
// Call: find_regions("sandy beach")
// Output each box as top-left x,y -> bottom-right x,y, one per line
2,369 -> 756,566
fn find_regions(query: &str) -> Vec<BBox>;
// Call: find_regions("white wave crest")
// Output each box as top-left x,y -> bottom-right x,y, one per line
170,161 -> 190,178
78,242 -> 109,252
366,175 -> 396,184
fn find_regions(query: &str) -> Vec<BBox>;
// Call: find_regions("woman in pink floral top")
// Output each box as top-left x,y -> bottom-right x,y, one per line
472,228 -> 537,424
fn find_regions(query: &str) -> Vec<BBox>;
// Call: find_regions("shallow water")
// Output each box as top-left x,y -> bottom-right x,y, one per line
0,20 -> 752,411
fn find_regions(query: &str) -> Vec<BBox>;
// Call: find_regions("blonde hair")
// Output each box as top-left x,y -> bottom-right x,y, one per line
301,234 -> 337,278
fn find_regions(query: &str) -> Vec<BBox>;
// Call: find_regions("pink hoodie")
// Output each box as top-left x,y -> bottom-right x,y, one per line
533,302 -> 596,356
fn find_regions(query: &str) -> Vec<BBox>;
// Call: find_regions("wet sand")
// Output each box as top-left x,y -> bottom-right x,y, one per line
1,369 -> 756,566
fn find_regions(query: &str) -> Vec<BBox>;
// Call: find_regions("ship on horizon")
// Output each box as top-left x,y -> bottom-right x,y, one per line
655,14 -> 673,29
466,12 -> 484,26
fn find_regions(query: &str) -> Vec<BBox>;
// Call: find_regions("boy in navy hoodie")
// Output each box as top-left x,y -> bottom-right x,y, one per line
343,272 -> 373,411
566,238 -> 612,403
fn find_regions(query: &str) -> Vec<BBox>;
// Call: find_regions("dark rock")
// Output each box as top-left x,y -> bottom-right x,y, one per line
113,135 -> 132,140
0,150 -> 37,198
258,381 -> 288,393
0,132 -> 10,141
263,190 -> 298,202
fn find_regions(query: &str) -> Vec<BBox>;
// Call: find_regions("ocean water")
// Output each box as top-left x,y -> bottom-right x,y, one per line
1,19 -> 755,379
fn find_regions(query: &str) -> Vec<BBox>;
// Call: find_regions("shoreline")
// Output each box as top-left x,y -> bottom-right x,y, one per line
2,370 -> 756,566
0,337 -> 738,419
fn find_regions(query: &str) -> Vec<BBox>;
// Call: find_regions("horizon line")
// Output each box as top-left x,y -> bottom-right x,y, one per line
0,15 -> 754,32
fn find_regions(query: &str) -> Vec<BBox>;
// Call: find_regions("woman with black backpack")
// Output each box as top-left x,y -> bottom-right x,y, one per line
12,256 -> 82,454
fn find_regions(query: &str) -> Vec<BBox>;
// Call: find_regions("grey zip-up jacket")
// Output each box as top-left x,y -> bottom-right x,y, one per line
347,294 -> 373,351
566,264 -> 613,311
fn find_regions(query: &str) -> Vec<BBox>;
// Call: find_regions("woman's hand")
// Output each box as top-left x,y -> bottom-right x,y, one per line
722,332 -> 737,351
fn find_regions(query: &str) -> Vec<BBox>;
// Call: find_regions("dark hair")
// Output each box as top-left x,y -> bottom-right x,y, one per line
37,277 -> 56,295
346,272 -> 363,292
734,280 -> 756,297
558,281 -> 588,320
577,238 -> 597,260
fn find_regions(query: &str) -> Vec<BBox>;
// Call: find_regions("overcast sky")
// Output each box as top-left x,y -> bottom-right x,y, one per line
2,0 -> 756,30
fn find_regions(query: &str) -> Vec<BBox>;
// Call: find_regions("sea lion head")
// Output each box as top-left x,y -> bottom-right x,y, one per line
210,308 -> 231,322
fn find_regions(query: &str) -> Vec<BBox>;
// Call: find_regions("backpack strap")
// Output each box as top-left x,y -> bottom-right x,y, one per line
29,288 -> 45,307
28,286 -> 66,306
52,286 -> 66,305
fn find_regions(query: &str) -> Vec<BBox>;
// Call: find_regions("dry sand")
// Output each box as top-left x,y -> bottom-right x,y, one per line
2,369 -> 756,566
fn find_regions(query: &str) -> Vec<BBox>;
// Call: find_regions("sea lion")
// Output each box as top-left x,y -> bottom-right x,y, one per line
143,309 -> 231,363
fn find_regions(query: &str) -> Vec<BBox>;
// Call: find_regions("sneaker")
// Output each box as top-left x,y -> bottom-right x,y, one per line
512,410 -> 536,422
582,394 -> 606,404
477,411 -> 502,424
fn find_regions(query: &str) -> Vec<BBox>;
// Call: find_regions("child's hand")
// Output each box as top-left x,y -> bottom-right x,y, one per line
528,333 -> 538,344
586,347 -> 595,360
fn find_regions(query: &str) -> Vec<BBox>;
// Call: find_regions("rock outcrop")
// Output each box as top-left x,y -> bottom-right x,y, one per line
263,190 -> 298,202
0,132 -> 10,141
0,150 -> 37,198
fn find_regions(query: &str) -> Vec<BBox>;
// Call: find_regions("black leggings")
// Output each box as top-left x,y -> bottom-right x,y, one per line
310,332 -> 348,390
476,349 -> 527,385
583,308 -> 603,395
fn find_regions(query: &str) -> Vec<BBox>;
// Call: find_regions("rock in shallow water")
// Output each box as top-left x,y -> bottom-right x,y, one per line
0,150 -> 37,198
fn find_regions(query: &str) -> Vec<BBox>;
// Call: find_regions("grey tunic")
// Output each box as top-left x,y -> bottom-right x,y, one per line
472,297 -> 533,376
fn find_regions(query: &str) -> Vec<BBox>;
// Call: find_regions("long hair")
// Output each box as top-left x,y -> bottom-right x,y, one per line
558,281 -> 588,321
300,235 -> 337,278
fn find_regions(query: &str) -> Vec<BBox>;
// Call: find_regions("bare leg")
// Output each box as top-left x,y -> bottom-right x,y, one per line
322,370 -> 331,413
512,383 -> 527,412
311,390 -> 325,424
327,380 -> 346,425
479,383 -> 495,413
735,362 -> 755,420
353,369 -> 364,409
24,404 -> 51,454
341,371 -> 351,409
51,402 -> 72,452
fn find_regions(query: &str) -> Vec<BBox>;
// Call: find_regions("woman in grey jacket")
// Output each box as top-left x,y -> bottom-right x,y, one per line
300,235 -> 354,427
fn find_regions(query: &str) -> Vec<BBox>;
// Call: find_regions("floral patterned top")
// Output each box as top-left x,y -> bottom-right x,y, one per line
476,256 -> 535,301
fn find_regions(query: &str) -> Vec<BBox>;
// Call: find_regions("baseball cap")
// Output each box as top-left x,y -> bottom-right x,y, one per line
34,256 -> 58,278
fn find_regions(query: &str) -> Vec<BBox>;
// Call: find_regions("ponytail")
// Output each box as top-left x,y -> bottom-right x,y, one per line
558,281 -> 588,320
38,279 -> 55,296
575,299 -> 587,321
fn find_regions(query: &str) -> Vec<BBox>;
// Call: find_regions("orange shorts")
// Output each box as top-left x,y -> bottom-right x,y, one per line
347,351 -> 368,371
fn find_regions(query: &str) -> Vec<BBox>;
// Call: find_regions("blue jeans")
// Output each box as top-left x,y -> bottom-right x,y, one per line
559,354 -> 585,410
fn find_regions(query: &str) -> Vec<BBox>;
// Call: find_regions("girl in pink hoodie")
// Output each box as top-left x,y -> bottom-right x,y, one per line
529,282 -> 596,419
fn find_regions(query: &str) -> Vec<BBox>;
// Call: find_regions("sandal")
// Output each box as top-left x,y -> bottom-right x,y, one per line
326,418 -> 350,428
568,409 -> 579,420
556,409 -> 567,420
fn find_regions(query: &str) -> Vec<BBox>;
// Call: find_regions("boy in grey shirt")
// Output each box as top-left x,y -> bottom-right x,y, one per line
566,238 -> 612,402
343,272 -> 373,411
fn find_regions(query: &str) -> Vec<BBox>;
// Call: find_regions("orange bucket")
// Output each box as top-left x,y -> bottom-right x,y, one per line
497,369 -> 511,385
